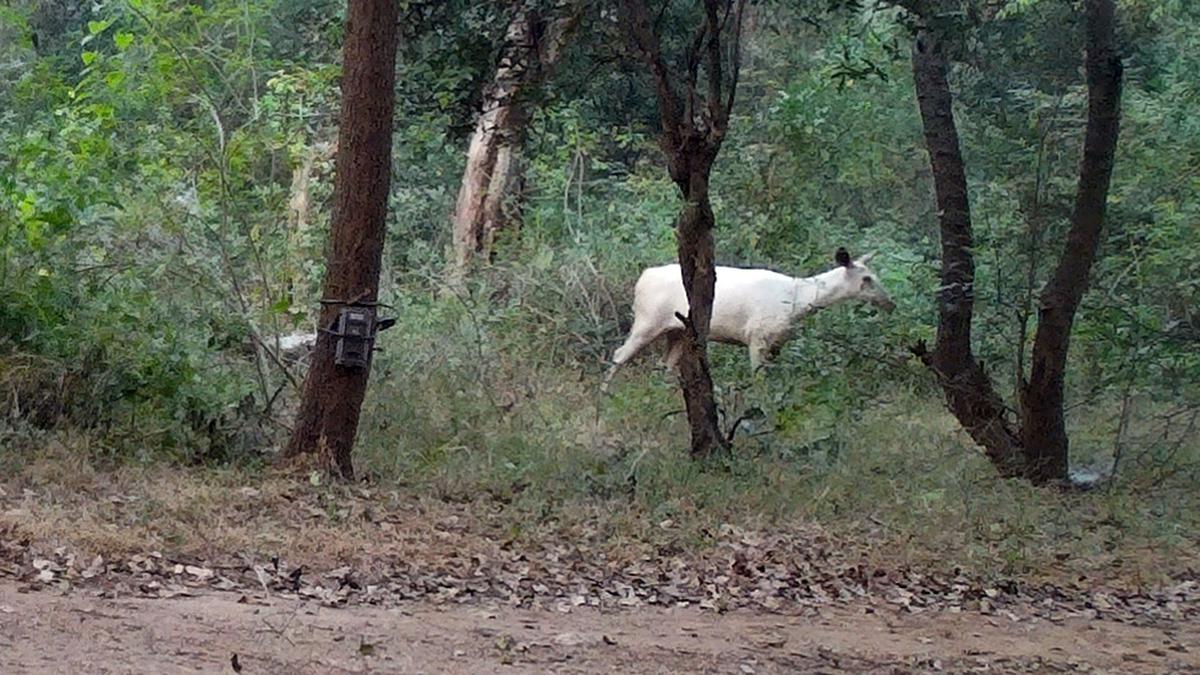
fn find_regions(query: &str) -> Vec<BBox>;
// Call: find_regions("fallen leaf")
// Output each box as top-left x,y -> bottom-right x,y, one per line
185,565 -> 214,580
553,632 -> 589,646
752,632 -> 787,648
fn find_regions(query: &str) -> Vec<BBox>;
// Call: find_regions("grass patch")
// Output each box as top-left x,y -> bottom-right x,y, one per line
2,385 -> 1197,588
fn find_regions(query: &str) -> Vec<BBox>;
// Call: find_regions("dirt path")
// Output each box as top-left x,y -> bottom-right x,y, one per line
0,584 -> 1195,674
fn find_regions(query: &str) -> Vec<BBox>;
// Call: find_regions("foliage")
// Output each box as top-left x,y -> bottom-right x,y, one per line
1,0 -> 343,458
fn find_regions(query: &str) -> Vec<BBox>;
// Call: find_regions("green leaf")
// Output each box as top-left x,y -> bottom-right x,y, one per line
105,70 -> 126,89
87,20 -> 111,35
114,32 -> 134,50
81,51 -> 97,66
37,206 -> 73,232
24,219 -> 45,249
87,103 -> 115,120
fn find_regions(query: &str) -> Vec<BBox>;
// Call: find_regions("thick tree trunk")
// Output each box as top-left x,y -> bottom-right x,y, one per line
1020,0 -> 1122,483
284,0 -> 398,479
910,27 -> 1024,476
452,3 -> 580,270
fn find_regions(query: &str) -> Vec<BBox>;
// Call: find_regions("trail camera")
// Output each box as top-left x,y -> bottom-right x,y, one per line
328,305 -> 394,369
333,307 -> 374,368
322,299 -> 396,370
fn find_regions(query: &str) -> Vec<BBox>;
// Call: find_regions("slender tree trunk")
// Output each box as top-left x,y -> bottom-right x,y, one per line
452,2 -> 581,270
673,160 -> 725,458
620,0 -> 743,459
451,86 -> 528,269
286,139 -> 337,316
910,26 -> 1024,476
1020,0 -> 1122,483
284,0 -> 398,479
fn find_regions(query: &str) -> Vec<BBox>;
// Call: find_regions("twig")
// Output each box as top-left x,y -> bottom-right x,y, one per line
1107,386 -> 1133,489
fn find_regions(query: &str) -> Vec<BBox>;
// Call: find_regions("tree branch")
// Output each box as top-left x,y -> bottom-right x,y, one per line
620,0 -> 682,145
703,0 -> 723,127
723,0 -> 746,122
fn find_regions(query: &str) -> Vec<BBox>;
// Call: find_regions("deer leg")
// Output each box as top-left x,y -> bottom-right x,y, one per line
749,336 -> 770,375
604,324 -> 662,391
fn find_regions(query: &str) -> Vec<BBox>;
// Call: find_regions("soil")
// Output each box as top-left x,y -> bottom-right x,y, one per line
1,583 -> 1196,674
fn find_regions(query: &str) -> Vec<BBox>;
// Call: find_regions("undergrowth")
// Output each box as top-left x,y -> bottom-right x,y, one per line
2,250 -> 1197,586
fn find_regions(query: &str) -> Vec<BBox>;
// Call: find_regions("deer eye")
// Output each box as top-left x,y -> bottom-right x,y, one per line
862,276 -> 874,286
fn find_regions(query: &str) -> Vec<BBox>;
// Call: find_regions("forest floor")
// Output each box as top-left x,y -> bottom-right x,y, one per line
1,462 -> 1198,673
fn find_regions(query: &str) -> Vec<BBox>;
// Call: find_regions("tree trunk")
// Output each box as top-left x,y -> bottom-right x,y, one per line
908,1 -> 1122,483
286,139 -> 337,318
910,26 -> 1024,476
673,160 -> 725,459
620,0 -> 743,459
1019,0 -> 1122,483
452,2 -> 581,270
284,0 -> 398,480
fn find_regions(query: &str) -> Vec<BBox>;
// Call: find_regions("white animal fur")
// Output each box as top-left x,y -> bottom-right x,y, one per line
606,250 -> 894,384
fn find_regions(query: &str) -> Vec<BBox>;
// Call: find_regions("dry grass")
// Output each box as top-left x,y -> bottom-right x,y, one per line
2,395 -> 1197,594
2,449 -> 493,571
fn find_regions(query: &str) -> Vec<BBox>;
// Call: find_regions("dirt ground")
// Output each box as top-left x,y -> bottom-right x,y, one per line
1,583 -> 1196,674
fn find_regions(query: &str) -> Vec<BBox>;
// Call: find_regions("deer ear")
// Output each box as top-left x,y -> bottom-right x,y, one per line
855,252 -> 876,266
835,247 -> 852,268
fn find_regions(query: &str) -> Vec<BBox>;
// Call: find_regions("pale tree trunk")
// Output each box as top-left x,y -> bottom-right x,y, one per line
452,1 -> 581,270
621,0 -> 745,459
1020,0 -> 1122,482
285,138 -> 336,316
906,0 -> 1122,483
284,0 -> 398,479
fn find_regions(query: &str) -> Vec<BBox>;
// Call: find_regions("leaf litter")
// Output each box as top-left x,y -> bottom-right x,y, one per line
2,514 -> 1195,630
2,483 -> 1198,672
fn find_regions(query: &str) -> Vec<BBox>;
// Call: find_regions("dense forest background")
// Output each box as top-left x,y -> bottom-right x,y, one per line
1,1 -> 1197,576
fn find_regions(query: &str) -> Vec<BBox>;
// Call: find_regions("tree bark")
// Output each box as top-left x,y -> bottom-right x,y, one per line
452,2 -> 581,270
673,156 -> 724,459
910,25 -> 1024,476
284,0 -> 398,479
1020,0 -> 1122,483
621,0 -> 743,459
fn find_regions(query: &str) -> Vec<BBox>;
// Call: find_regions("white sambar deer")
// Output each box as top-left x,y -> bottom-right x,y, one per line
605,248 -> 894,386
